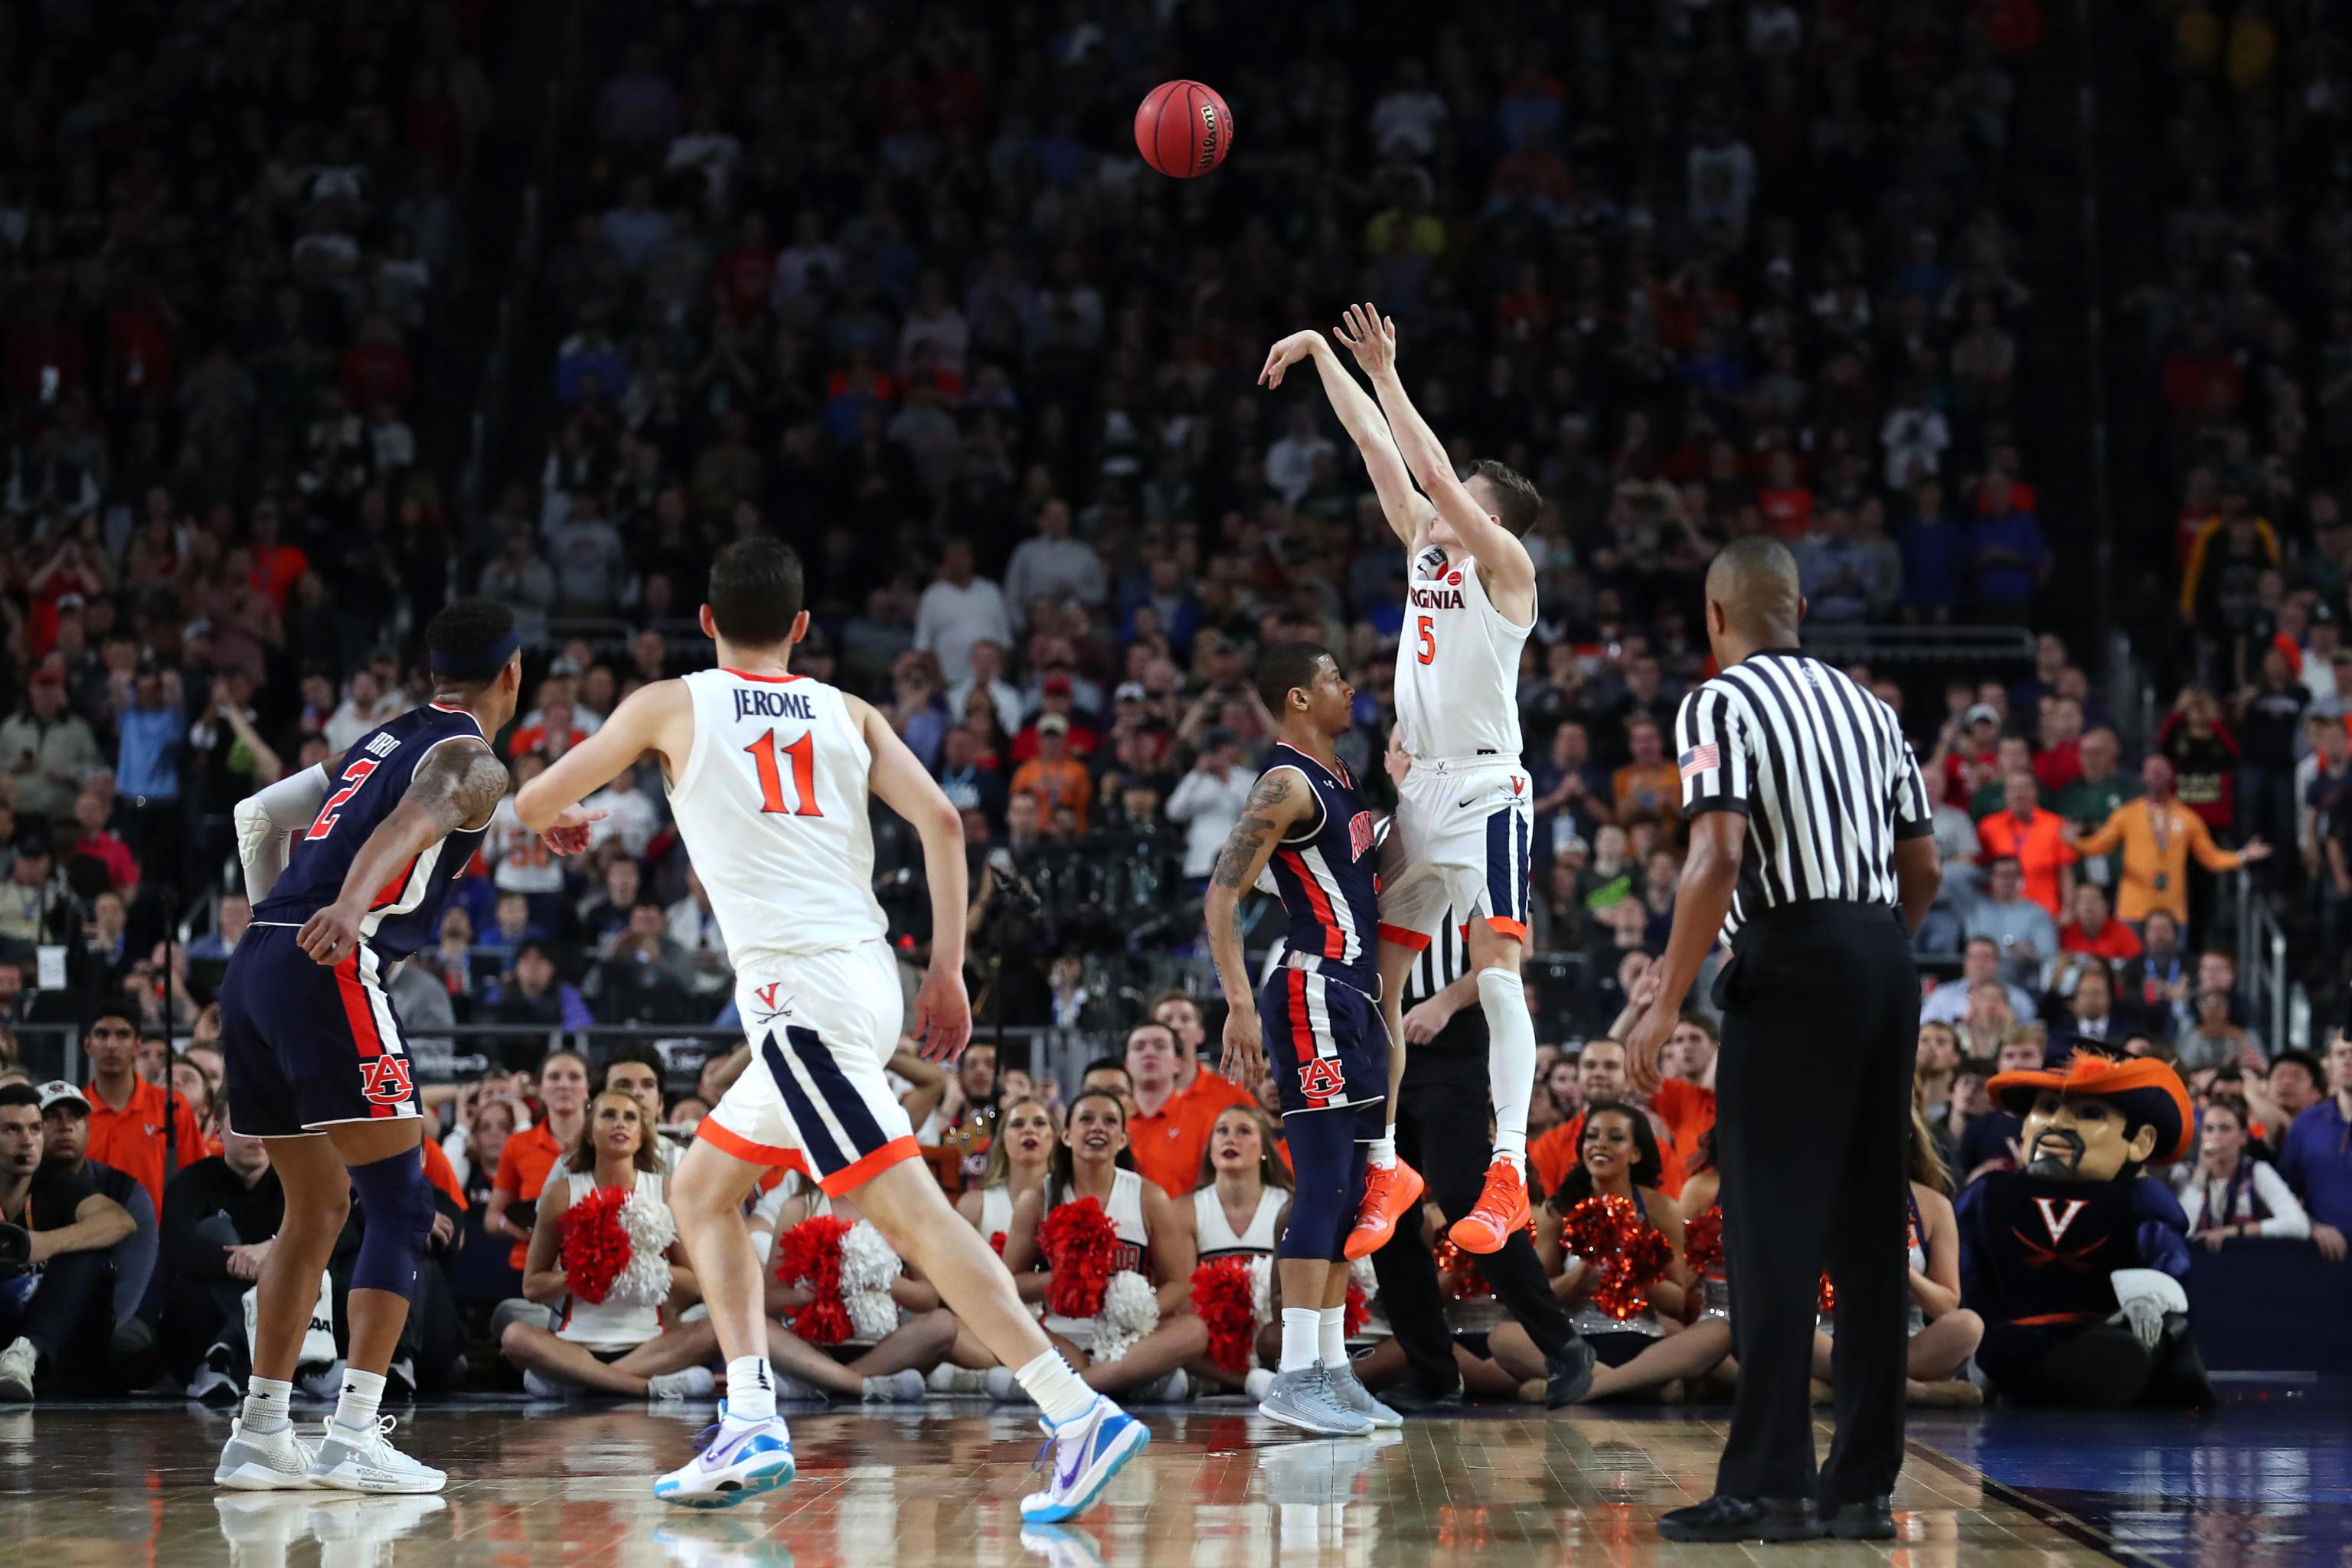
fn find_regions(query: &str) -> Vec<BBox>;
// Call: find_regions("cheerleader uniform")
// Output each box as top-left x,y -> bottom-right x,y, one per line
1192,1186 -> 1282,1261
978,1184 -> 1018,1249
1041,1168 -> 1150,1354
555,1170 -> 670,1355
1819,1189 -> 1928,1339
1564,1196 -> 1671,1368
1691,1206 -> 1730,1322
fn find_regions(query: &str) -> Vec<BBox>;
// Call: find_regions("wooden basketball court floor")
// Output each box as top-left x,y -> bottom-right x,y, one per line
1,1396 -> 2343,1568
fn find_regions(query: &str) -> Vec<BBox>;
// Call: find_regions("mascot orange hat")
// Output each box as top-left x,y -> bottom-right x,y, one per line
1988,1049 -> 2195,1165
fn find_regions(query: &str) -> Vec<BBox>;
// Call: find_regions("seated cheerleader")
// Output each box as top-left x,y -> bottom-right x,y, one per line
750,1171 -> 961,1402
1514,1099 -> 1731,1404
930,1096 -> 1061,1384
1171,1106 -> 1294,1393
1676,1132 -> 1739,1390
498,1090 -> 719,1400
998,1088 -> 1210,1399
1811,1104 -> 1985,1406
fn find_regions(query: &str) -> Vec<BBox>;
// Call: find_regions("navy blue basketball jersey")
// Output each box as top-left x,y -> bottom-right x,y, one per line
1259,741 -> 1379,994
253,703 -> 495,961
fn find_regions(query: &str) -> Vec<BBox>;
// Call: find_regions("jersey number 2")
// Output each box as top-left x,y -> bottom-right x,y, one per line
1416,615 -> 1436,665
745,730 -> 822,816
305,759 -> 379,840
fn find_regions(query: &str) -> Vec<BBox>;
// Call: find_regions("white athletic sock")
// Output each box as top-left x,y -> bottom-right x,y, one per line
1367,1128 -> 1397,1170
1015,1348 -> 1098,1427
726,1356 -> 777,1423
1317,1305 -> 1348,1367
1479,966 -> 1535,1169
331,1368 -> 385,1434
240,1376 -> 292,1436
1279,1307 -> 1321,1374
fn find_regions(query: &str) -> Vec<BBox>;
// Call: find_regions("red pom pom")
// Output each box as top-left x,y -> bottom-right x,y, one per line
1343,1279 -> 1370,1338
1562,1193 -> 1672,1320
1190,1257 -> 1259,1376
1036,1197 -> 1119,1319
558,1185 -> 632,1305
1433,1238 -> 1491,1301
1684,1204 -> 1725,1279
773,1214 -> 854,1345
988,1230 -> 1008,1257
1817,1272 -> 1837,1316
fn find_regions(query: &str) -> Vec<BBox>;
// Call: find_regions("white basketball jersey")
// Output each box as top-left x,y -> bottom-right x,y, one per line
1395,543 -> 1532,761
665,668 -> 887,962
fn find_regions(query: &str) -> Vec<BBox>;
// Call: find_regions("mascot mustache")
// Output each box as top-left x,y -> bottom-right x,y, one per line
2026,1124 -> 2086,1176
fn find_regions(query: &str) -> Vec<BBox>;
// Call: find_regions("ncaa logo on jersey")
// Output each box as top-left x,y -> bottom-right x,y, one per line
1348,810 -> 1375,861
359,1056 -> 414,1107
1296,1057 -> 1346,1109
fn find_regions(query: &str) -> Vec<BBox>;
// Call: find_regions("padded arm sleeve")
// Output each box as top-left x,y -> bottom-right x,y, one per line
233,763 -> 329,902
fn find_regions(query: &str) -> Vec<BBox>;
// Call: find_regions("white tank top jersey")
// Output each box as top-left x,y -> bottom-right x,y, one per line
978,1184 -> 1016,1240
1192,1185 -> 1283,1259
665,668 -> 888,962
1395,542 -> 1534,761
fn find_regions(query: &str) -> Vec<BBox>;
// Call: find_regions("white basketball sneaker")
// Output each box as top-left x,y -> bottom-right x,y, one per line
214,1419 -> 318,1491
1019,1395 -> 1150,1524
307,1416 -> 447,1494
654,1408 -> 796,1509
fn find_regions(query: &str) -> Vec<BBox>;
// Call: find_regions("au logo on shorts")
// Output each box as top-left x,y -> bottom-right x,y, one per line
1296,1057 -> 1346,1109
359,1056 -> 415,1106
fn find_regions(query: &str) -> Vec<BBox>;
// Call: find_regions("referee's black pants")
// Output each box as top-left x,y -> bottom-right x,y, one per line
1713,902 -> 1919,1507
1370,1026 -> 1583,1393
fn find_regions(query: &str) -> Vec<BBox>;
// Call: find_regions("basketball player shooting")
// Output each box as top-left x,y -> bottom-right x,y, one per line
1259,305 -> 1547,1264
512,541 -> 1146,1522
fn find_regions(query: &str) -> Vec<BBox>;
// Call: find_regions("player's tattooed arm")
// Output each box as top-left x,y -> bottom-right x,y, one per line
1210,769 -> 1303,891
296,738 -> 512,965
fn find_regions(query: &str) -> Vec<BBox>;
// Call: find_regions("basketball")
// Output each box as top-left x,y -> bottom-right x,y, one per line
1134,79 -> 1233,178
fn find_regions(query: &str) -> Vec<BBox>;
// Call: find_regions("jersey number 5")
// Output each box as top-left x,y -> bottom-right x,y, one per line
1416,615 -> 1436,665
305,758 -> 379,840
745,730 -> 823,816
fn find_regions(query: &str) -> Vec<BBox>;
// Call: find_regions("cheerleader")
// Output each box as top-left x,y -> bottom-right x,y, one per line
1809,1105 -> 1986,1403
999,1089 -> 1210,1397
498,1091 -> 717,1399
751,1173 -> 960,1400
1517,1101 -> 1730,1403
1172,1106 -> 1293,1391
955,1096 -> 1059,1250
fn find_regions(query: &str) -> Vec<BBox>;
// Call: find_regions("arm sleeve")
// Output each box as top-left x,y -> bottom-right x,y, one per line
233,763 -> 330,901
1674,685 -> 1751,818
2252,1161 -> 2311,1238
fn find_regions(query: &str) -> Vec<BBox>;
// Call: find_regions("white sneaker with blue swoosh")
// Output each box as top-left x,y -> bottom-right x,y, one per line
1019,1396 -> 1148,1524
654,1406 -> 796,1509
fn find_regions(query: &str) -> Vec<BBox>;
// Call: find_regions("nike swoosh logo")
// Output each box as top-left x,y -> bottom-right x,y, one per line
1058,1442 -> 1086,1490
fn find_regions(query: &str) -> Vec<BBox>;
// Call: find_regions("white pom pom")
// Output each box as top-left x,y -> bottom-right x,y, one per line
611,1191 -> 677,1306
1348,1254 -> 1379,1304
1248,1255 -> 1274,1325
839,1220 -> 906,1342
1093,1269 -> 1161,1363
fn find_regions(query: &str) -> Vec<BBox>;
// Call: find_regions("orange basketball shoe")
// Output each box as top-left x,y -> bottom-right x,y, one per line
1446,1159 -> 1530,1254
1342,1158 -> 1426,1260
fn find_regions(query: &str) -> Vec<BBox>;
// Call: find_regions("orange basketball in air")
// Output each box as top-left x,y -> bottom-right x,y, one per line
1134,80 -> 1233,178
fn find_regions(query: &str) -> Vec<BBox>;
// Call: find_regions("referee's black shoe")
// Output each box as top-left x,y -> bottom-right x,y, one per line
1817,1497 -> 1896,1540
1656,1497 -> 1822,1543
1542,1336 -> 1596,1408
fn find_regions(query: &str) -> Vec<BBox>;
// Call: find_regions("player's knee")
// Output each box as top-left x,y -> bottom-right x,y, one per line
348,1148 -> 434,1299
286,1181 -> 352,1233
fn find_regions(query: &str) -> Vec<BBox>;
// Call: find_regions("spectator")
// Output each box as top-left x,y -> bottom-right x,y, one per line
78,1001 -> 204,1217
1165,728 -> 1256,887
2249,1050 -> 2325,1161
913,537 -> 1014,687
1958,1027 -> 2054,1181
1611,717 -> 1682,838
34,1079 -> 158,1338
1973,773 -> 2076,918
1008,715 -> 1093,833
1002,499 -> 1106,626
485,942 -> 595,1031
160,1116 -> 295,1400
0,667 -> 103,821
2121,909 -> 2194,1021
583,763 -> 661,858
488,1050 -> 593,1275
0,1081 -> 133,1400
1123,1020 -> 1252,1200
2174,1099 -> 2309,1247
1921,936 -> 2040,1026
2067,756 -> 2272,929
2057,881 -> 2141,966
946,640 -> 1024,740
2278,1032 -> 2352,1260
1962,858 -> 2060,987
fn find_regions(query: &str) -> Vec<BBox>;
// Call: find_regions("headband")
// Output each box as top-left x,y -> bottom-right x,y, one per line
429,629 -> 521,681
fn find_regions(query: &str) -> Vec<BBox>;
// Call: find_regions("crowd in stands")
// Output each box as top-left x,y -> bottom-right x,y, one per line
4,0 -> 2352,1405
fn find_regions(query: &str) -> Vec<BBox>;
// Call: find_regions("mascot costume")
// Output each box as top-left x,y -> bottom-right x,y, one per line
1958,1048 -> 2211,1409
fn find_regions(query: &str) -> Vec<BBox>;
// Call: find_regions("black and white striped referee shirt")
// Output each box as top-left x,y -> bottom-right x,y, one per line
1400,909 -> 1472,1008
1673,648 -> 1933,944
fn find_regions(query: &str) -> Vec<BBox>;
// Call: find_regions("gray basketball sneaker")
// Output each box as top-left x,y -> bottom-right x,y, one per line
1256,1366 -> 1374,1436
1323,1361 -> 1402,1429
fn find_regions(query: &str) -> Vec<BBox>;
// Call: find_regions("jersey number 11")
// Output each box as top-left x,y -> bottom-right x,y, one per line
745,729 -> 823,817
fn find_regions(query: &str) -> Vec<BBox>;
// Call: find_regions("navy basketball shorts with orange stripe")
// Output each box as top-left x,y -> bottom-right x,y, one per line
217,923 -> 423,1138
1259,964 -> 1387,1137
697,939 -> 922,1195
1375,756 -> 1533,953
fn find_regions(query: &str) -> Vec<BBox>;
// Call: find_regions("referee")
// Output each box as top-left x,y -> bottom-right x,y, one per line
1367,905 -> 1596,1407
1625,538 -> 1939,1544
